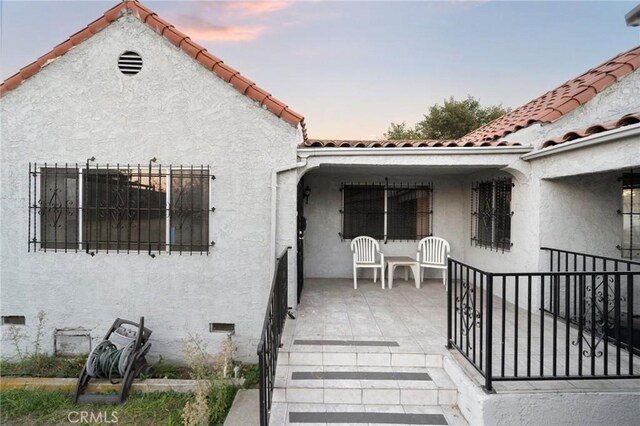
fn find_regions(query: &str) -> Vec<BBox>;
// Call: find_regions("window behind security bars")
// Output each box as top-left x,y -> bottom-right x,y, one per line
620,170 -> 640,260
29,163 -> 212,255
170,168 -> 209,252
341,183 -> 432,241
39,167 -> 79,250
342,185 -> 385,240
471,177 -> 512,252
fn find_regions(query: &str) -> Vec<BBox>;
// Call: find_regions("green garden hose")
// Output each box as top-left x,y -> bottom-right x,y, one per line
85,340 -> 135,383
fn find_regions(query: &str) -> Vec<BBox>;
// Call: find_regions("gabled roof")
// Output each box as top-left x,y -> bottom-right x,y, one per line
0,0 -> 305,130
542,112 -> 640,148
461,45 -> 640,143
302,139 -> 522,148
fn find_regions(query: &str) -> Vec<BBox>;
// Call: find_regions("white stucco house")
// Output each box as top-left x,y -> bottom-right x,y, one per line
1,1 -> 639,422
1,0 -> 303,361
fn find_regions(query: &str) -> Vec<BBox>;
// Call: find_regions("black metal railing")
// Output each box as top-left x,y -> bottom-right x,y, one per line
258,248 -> 290,426
447,251 -> 640,392
542,247 -> 640,346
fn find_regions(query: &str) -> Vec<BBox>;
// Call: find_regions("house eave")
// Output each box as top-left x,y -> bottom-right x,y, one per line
521,123 -> 640,161
297,146 -> 533,158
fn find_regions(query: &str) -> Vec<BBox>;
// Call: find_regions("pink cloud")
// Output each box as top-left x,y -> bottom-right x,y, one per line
180,24 -> 267,42
169,2 -> 294,42
226,1 -> 291,16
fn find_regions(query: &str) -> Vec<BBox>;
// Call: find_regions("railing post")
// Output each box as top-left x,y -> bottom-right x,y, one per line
447,258 -> 453,349
258,348 -> 266,426
485,272 -> 494,392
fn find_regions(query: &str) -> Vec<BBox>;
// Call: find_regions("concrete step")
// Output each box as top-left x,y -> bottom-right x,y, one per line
270,402 -> 468,425
274,367 -> 457,406
278,350 -> 443,368
278,337 -> 446,369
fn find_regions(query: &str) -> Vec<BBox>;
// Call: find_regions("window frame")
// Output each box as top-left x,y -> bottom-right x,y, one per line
28,162 -> 213,255
471,177 -> 513,252
619,170 -> 640,260
340,181 -> 433,242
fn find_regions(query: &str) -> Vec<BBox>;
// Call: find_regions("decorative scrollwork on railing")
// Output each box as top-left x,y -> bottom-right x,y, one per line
572,274 -> 627,358
455,279 -> 481,348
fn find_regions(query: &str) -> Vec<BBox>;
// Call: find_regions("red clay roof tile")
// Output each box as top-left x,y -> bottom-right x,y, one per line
88,17 -> 110,34
590,74 -> 617,93
52,40 -> 74,57
246,86 -> 271,104
180,38 -> 203,59
213,63 -> 238,82
145,14 -> 171,34
197,52 -> 221,70
541,112 -> 640,148
0,0 -> 304,131
36,51 -> 57,68
69,28 -> 92,46
573,86 -> 597,105
280,109 -> 304,126
19,62 -> 40,80
229,75 -> 252,94
301,139 -> 523,148
162,26 -> 184,47
3,74 -> 22,92
131,2 -> 153,21
461,45 -> 640,143
103,3 -> 126,22
262,97 -> 287,117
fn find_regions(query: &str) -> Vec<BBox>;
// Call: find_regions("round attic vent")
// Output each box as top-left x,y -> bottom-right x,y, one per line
118,51 -> 143,75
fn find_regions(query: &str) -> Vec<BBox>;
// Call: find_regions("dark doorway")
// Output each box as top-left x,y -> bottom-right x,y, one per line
297,178 -> 306,303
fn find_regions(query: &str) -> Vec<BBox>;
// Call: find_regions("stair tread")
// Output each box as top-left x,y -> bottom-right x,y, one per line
270,402 -> 468,425
288,410 -> 448,425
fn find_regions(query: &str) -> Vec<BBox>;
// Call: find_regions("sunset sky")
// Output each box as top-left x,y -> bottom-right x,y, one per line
1,1 -> 638,139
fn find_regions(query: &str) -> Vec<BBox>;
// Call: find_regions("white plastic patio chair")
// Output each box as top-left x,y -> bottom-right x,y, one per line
416,237 -> 450,288
350,236 -> 385,289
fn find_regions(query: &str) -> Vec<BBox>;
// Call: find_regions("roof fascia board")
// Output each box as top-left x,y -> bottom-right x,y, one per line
522,123 -> 640,161
297,146 -> 532,158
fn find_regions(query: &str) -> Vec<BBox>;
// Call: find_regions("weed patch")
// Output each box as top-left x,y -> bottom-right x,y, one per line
0,389 -> 191,425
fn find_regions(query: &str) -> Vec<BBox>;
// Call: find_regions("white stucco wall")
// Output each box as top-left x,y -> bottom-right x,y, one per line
302,171 -> 466,279
527,130 -> 640,264
0,12 -> 300,362
461,166 -> 540,276
444,356 -> 640,426
539,172 -> 622,258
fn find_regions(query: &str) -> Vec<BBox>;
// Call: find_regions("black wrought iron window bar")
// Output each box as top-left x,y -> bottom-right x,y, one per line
471,177 -> 513,252
618,170 -> 639,260
340,181 -> 433,242
28,162 -> 213,255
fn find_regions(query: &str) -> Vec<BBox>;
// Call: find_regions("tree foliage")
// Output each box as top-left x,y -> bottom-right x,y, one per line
385,96 -> 508,140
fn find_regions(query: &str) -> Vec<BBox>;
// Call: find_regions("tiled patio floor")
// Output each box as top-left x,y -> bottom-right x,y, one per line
283,278 -> 449,355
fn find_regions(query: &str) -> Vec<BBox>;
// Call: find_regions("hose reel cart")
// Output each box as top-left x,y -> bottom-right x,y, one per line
74,317 -> 152,404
